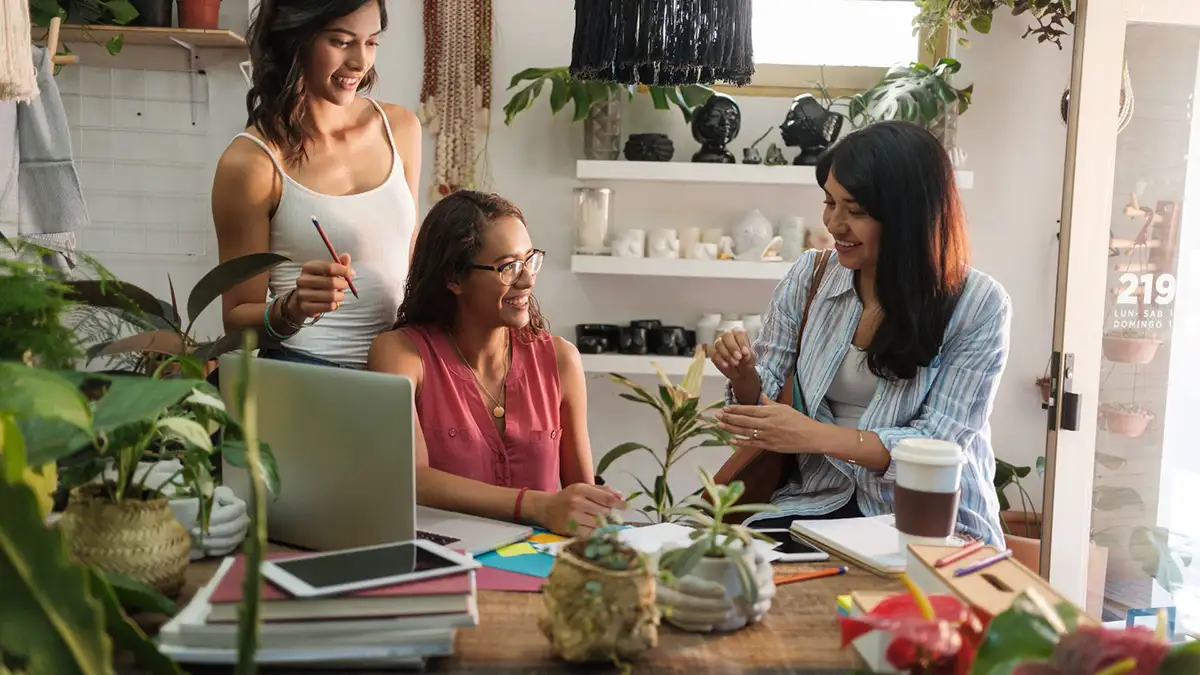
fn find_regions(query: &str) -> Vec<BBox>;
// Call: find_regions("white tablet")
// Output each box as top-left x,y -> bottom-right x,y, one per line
261,539 -> 480,598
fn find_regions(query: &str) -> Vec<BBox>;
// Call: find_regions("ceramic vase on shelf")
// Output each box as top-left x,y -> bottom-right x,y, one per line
613,229 -> 646,258
778,216 -> 807,261
696,313 -> 722,349
583,95 -> 622,161
573,187 -> 612,255
716,316 -> 744,338
742,314 -> 763,345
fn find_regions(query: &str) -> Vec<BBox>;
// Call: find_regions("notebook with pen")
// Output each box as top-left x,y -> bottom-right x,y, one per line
789,514 -> 966,577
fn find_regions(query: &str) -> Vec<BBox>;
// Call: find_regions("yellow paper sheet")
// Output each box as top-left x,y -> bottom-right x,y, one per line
528,533 -> 567,544
495,542 -> 537,557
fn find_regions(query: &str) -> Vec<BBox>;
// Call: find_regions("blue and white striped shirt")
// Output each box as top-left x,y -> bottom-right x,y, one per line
725,249 -> 1010,547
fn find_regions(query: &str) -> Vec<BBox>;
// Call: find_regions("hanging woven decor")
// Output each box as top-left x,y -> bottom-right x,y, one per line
419,0 -> 493,202
569,0 -> 754,86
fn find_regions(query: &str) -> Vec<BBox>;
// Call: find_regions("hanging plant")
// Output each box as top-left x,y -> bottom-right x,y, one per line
1102,329 -> 1162,364
1099,402 -> 1154,438
913,0 -> 1075,50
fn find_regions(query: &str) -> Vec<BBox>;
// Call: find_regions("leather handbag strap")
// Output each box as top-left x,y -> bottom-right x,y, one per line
793,249 -> 834,364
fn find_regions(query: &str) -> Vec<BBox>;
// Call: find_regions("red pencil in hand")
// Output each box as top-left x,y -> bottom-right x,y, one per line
310,216 -> 358,298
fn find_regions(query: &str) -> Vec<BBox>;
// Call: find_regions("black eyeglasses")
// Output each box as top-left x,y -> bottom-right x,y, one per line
471,249 -> 545,285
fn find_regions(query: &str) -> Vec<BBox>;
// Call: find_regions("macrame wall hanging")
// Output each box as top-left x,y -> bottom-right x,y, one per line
569,0 -> 754,86
419,0 -> 493,203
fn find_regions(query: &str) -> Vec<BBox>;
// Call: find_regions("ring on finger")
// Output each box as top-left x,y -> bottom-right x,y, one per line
752,428 -> 759,440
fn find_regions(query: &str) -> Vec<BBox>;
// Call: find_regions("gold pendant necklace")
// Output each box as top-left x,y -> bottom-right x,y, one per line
449,332 -> 509,419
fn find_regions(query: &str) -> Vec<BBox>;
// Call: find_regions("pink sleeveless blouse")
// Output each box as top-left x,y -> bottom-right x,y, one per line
400,325 -> 562,491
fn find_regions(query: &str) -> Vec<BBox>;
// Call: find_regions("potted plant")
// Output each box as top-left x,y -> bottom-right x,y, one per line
912,0 -> 1075,51
847,58 -> 973,160
72,251 -> 291,376
657,468 -> 780,633
840,574 -> 1200,674
596,346 -> 733,523
539,513 -> 659,668
503,66 -> 716,160
176,0 -> 219,28
994,458 -> 1040,538
1,360 -> 278,596
29,0 -> 140,55
1099,401 -> 1154,438
0,332 -> 271,673
1102,328 -> 1163,364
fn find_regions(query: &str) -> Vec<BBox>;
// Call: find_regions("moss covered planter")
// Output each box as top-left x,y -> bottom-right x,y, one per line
539,539 -> 659,664
56,484 -> 192,596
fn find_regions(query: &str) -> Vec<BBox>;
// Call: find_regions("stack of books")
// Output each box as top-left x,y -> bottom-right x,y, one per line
157,552 -> 478,668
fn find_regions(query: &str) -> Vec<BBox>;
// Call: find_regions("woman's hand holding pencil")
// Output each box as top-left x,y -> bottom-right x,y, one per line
287,253 -> 356,319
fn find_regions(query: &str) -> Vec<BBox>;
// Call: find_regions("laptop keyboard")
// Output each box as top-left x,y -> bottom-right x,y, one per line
416,530 -> 461,546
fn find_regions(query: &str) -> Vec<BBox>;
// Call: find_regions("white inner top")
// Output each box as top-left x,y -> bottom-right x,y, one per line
233,98 -> 416,369
824,345 -> 878,428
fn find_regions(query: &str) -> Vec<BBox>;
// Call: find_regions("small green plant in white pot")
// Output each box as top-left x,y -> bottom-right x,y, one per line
657,468 -> 779,633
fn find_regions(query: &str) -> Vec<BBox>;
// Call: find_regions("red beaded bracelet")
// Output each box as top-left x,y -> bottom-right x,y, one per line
513,487 -> 530,522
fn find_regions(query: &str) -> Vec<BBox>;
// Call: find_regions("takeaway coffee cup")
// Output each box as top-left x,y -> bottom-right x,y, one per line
891,438 -> 966,551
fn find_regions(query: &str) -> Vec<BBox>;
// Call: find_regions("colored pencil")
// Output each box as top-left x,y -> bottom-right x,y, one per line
934,540 -> 985,568
310,216 -> 358,298
775,566 -> 848,586
954,549 -> 1013,577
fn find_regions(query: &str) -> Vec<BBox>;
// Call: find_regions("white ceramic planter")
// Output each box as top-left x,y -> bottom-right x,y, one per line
664,546 -> 774,633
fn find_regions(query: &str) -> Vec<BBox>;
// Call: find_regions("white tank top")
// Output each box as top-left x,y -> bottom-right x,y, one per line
233,98 -> 416,369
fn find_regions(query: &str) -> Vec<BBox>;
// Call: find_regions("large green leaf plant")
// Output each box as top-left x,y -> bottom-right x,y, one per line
0,332 -> 271,674
848,58 -> 974,130
596,347 -> 733,523
503,66 -> 716,126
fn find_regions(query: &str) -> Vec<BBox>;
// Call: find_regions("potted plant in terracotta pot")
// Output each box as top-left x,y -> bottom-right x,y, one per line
657,468 -> 779,633
4,361 -> 276,596
540,513 -> 659,668
1102,329 -> 1163,364
1099,401 -> 1154,438
177,0 -> 220,28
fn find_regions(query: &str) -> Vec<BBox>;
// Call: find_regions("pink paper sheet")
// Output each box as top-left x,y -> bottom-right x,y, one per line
475,565 -> 545,593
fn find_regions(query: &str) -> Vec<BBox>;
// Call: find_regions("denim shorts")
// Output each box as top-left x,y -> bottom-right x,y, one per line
257,346 -> 355,369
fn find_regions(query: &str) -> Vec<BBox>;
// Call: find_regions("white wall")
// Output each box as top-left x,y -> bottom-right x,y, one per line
66,1 -> 1070,513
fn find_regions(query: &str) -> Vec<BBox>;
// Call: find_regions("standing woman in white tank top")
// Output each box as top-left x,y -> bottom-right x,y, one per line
211,0 -> 420,370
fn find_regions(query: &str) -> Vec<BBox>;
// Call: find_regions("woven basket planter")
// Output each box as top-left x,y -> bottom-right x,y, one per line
539,540 -> 659,664
57,484 -> 192,596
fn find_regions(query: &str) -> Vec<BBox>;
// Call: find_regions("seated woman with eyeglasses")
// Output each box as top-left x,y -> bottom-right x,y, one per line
368,190 -> 624,536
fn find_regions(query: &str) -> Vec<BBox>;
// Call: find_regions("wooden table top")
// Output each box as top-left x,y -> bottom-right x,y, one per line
172,550 -> 903,674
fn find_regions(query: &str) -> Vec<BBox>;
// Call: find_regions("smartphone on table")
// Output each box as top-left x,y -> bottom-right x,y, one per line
261,539 -> 480,598
756,529 -> 831,563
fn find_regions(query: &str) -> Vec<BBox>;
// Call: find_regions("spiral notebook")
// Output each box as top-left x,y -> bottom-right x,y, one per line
789,514 -> 966,577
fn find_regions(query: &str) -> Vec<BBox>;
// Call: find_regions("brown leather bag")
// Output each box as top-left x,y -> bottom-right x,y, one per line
713,249 -> 833,523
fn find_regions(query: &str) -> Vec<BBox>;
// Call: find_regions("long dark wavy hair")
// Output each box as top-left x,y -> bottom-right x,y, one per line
395,190 -> 548,343
816,120 -> 969,381
245,0 -> 387,165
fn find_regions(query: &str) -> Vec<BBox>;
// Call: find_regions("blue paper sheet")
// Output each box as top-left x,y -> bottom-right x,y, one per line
476,549 -> 555,579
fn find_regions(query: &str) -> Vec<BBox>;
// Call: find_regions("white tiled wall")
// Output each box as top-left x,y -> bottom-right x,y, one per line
57,64 -> 247,339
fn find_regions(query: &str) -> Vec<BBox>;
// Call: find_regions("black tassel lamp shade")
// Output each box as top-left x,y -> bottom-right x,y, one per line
569,0 -> 754,86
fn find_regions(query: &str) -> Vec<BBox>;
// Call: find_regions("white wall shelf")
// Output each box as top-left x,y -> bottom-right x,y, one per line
570,254 -> 793,280
576,159 -> 975,190
579,353 -> 723,378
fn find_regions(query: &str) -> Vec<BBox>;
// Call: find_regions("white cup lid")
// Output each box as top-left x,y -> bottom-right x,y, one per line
891,438 -> 965,467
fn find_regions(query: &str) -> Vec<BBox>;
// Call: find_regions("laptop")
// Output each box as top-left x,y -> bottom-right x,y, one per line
217,354 -> 532,555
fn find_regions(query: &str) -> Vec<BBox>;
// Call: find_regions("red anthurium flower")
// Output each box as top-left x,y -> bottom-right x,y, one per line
839,593 -> 984,675
1029,626 -> 1169,675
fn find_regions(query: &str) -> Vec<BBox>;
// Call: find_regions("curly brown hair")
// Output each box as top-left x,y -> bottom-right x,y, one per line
395,190 -> 548,343
245,0 -> 387,165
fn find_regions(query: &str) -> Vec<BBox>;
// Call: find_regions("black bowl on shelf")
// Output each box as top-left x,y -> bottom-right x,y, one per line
575,324 -> 621,352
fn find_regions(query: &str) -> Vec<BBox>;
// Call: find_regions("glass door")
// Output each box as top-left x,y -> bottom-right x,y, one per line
1044,0 -> 1200,638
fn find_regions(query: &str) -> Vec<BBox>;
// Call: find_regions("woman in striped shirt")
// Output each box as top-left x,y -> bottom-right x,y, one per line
710,121 -> 1009,547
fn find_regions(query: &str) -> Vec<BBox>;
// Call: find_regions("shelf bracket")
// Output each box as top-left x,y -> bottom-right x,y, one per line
169,36 -> 204,126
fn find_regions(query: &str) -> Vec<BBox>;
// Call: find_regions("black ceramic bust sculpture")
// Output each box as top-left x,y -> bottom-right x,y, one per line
779,93 -> 843,165
690,93 -> 741,163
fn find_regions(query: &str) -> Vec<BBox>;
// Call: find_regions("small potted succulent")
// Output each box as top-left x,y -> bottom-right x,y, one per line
1099,401 -> 1154,438
657,468 -> 779,633
1102,328 -> 1163,364
540,513 -> 659,668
